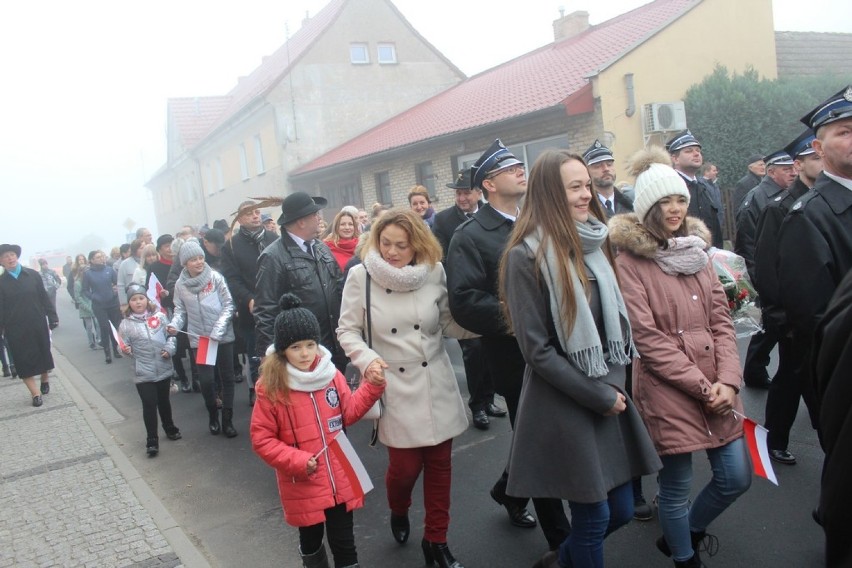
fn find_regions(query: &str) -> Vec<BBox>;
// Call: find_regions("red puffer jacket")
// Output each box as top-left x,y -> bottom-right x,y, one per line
250,351 -> 383,527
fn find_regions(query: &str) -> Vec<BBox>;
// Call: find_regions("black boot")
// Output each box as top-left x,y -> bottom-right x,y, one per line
221,408 -> 238,438
208,408 -> 221,435
657,531 -> 717,562
105,347 -> 112,364
113,345 -> 123,359
180,378 -> 192,393
300,544 -> 330,568
2,366 -> 9,378
390,513 -> 410,544
673,554 -> 704,567
421,539 -> 464,568
146,437 -> 159,457
249,387 -> 256,406
165,425 -> 182,441
10,365 -> 17,378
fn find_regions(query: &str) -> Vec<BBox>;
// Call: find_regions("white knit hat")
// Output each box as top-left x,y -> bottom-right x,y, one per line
628,147 -> 691,223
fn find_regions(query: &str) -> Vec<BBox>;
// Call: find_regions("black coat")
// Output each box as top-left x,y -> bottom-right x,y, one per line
0,267 -> 57,377
733,170 -> 762,210
734,175 -> 787,278
254,233 -> 344,361
679,173 -> 723,249
220,229 -> 278,330
432,203 -> 481,259
812,270 -> 852,567
777,172 -> 852,338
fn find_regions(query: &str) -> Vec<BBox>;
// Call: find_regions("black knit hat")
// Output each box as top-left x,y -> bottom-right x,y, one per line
274,294 -> 321,352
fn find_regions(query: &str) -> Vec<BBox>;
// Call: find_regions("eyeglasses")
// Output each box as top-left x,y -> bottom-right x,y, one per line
487,165 -> 525,179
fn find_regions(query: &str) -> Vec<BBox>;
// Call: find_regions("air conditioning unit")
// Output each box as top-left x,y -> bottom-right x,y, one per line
644,101 -> 687,132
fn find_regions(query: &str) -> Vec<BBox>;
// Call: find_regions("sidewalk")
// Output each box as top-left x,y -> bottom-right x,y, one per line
0,348 -> 209,568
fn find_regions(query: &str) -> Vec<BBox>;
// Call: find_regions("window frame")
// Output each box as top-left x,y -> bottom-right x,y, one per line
349,43 -> 370,65
377,43 -> 397,64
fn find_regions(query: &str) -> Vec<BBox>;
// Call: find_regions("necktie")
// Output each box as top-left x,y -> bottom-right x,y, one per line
465,212 -> 474,219
604,199 -> 615,217
305,240 -> 315,258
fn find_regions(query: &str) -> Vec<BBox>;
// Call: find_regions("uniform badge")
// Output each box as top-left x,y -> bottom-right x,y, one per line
743,200 -> 749,207
774,195 -> 783,202
793,202 -> 802,211
325,387 -> 340,408
147,316 -> 161,330
844,86 -> 852,102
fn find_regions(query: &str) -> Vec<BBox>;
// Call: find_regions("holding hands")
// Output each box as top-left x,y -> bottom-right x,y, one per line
364,358 -> 388,387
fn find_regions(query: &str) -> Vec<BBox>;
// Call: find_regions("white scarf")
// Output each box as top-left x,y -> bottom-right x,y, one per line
362,249 -> 431,292
286,345 -> 338,393
653,236 -> 709,276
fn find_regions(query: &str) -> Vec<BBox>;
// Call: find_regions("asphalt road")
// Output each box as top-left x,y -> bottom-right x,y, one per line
49,293 -> 825,567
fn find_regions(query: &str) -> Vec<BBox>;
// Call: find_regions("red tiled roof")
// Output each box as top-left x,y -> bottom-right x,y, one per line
168,96 -> 232,149
293,0 -> 699,175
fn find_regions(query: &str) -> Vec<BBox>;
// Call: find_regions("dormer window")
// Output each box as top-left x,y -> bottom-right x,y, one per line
377,43 -> 397,64
350,43 -> 369,64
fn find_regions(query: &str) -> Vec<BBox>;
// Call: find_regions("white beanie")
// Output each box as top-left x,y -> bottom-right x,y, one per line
628,147 -> 691,223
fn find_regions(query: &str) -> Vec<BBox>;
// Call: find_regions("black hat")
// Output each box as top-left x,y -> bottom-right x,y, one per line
446,168 -> 474,190
800,85 -> 852,131
665,130 -> 701,153
156,234 -> 174,251
125,283 -> 148,299
470,139 -> 524,190
274,293 -> 321,352
278,192 -> 328,225
783,129 -> 816,159
203,228 -> 225,246
212,219 -> 229,232
746,153 -> 765,165
763,150 -> 794,167
0,244 -> 22,257
582,139 -> 615,166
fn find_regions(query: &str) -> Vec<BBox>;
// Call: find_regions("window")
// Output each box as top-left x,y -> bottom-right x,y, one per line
456,135 -> 570,172
416,162 -> 437,198
215,158 -> 224,191
205,164 -> 215,196
239,143 -> 249,180
253,135 -> 265,174
377,43 -> 396,64
349,43 -> 369,64
375,171 -> 392,205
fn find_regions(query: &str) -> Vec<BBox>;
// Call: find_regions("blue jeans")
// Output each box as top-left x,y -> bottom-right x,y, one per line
658,437 -> 751,561
558,482 -> 633,568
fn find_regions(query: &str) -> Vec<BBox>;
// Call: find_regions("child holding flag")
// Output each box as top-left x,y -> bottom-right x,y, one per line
250,294 -> 385,568
118,283 -> 180,457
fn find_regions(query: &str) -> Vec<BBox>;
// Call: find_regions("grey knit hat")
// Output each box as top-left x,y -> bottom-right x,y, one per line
274,294 -> 321,352
178,239 -> 205,266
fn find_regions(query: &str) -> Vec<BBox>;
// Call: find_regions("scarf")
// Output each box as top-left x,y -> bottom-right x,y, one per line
653,236 -> 709,276
285,345 -> 338,392
239,226 -> 267,254
179,263 -> 213,294
362,249 -> 430,292
7,264 -> 22,279
522,219 -> 635,378
327,237 -> 358,257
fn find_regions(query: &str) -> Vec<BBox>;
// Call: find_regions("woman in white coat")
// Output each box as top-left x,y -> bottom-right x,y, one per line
338,208 -> 475,568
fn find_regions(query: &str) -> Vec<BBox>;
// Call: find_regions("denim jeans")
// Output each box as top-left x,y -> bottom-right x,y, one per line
658,437 -> 752,561
558,481 -> 633,568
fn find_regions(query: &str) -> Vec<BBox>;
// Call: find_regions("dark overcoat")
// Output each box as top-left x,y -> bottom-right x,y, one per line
0,267 -> 57,377
734,175 -> 787,277
220,228 -> 278,330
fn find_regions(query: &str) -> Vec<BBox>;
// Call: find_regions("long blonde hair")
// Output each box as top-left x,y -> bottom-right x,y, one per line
258,353 -> 292,405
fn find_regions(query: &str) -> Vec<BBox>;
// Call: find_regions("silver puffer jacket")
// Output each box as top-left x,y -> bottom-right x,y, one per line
118,312 -> 177,384
170,268 -> 235,347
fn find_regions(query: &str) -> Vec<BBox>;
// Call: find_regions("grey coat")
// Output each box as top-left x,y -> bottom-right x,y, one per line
170,268 -> 235,347
503,244 -> 661,503
118,312 -> 177,383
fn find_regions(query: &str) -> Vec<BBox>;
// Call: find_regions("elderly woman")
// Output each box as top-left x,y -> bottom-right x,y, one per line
323,209 -> 361,270
0,243 -> 58,406
609,148 -> 751,568
337,208 -> 475,568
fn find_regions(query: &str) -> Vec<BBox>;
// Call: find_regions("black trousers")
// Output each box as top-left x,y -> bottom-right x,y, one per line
135,378 -> 177,440
458,338 -> 494,412
192,341 -> 236,411
298,503 -> 357,567
742,325 -> 780,383
92,303 -> 122,352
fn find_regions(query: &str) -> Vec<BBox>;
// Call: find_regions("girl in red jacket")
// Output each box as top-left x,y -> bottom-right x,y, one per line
250,294 -> 384,568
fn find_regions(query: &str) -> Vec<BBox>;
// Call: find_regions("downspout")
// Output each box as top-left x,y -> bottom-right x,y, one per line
624,73 -> 636,117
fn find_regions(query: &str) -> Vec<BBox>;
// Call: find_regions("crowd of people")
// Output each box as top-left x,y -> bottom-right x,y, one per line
1,85 -> 851,568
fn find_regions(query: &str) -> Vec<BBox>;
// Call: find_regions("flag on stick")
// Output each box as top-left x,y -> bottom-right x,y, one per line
742,416 -> 778,485
327,431 -> 374,498
196,336 -> 219,366
147,272 -> 166,314
109,321 -> 127,353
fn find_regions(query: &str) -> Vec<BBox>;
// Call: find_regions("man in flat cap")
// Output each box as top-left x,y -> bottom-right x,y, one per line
254,192 -> 347,371
733,154 -> 766,210
583,140 -> 633,219
752,131 -> 822,467
446,140 -> 571,548
666,130 -> 724,248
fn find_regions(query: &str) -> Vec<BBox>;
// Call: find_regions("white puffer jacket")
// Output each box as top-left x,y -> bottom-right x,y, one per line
118,312 -> 177,384
170,268 -> 235,347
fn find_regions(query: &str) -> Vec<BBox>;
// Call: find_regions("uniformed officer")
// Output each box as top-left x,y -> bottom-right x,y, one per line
583,140 -> 633,218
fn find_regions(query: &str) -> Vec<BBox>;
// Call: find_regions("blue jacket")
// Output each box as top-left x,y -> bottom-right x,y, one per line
81,264 -> 119,308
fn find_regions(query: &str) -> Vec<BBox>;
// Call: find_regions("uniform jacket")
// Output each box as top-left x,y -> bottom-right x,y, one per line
502,243 -> 661,503
431,202 -> 483,259
777,172 -> 852,338
678,173 -> 724,249
118,311 -> 177,384
171,268 -> 235,347
609,214 -> 744,455
734,175 -> 787,277
220,228 -> 278,330
250,346 -> 384,527
733,170 -> 762,210
254,233 -> 344,359
337,262 -> 474,449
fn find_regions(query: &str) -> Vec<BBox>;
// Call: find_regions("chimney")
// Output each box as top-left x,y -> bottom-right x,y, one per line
553,10 -> 590,41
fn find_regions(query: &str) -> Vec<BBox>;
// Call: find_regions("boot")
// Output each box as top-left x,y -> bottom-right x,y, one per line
113,345 -> 123,359
146,437 -> 159,457
657,531 -> 717,561
222,408 -> 238,438
208,408 -> 221,435
165,425 -> 182,441
674,554 -> 704,567
300,544 -> 330,568
390,513 -> 410,543
105,347 -> 112,364
421,538 -> 464,568
10,365 -> 17,378
180,378 -> 192,393
249,387 -> 256,406
2,365 -> 9,378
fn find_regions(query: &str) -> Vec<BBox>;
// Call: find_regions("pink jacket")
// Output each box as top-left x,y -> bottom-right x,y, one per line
250,347 -> 383,527
609,214 -> 743,456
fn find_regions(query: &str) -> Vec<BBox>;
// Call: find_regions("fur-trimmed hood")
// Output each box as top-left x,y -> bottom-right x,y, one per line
608,213 -> 711,259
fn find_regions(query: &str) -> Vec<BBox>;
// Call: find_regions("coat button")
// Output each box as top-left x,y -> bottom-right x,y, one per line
705,346 -> 710,351
399,367 -> 405,373
414,324 -> 420,330
391,328 -> 397,333
421,361 -> 428,367
692,295 -> 698,300
386,289 -> 392,294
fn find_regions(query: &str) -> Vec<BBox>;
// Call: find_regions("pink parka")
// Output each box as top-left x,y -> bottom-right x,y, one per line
609,214 -> 744,456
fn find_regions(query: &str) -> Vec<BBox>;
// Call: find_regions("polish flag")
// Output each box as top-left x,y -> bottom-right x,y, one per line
743,417 -> 778,485
147,273 -> 166,314
196,336 -> 219,366
109,321 -> 127,353
327,431 -> 374,498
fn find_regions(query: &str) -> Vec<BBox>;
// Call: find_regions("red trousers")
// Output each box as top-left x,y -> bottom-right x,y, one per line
386,439 -> 453,543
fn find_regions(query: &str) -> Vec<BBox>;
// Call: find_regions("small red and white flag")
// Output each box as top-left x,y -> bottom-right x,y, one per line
742,416 -> 778,485
109,321 -> 127,353
147,273 -> 166,314
196,336 -> 219,366
327,431 -> 374,498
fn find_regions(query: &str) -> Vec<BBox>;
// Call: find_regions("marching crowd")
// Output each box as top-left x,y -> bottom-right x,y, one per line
1,86 -> 851,568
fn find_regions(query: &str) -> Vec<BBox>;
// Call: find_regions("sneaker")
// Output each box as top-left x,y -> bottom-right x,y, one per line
32,395 -> 43,407
633,497 -> 654,521
146,438 -> 159,457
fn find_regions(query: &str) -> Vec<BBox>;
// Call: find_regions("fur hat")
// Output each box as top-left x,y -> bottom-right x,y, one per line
178,239 -> 205,266
627,147 -> 691,223
274,294 -> 321,352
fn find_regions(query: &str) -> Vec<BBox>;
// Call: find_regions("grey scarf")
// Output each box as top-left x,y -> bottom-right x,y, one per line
362,249 -> 430,292
523,219 -> 635,378
179,264 -> 213,294
653,236 -> 708,276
